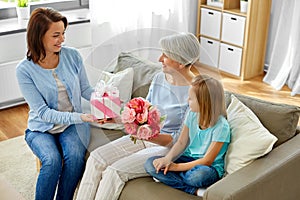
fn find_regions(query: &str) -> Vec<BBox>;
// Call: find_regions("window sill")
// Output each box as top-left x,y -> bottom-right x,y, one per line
0,8 -> 90,36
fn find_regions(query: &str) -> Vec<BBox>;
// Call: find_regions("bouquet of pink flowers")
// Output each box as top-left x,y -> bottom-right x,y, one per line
121,97 -> 166,143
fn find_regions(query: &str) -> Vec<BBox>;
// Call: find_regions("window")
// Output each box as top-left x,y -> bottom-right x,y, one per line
0,0 -> 89,20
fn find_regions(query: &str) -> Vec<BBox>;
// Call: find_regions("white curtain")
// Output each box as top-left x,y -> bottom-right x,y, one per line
263,0 -> 300,96
87,0 -> 198,72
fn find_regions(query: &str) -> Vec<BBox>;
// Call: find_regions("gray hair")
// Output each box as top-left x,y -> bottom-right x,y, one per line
159,32 -> 200,66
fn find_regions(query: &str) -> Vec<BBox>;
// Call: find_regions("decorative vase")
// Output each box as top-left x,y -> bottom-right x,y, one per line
16,6 -> 30,20
240,1 -> 248,13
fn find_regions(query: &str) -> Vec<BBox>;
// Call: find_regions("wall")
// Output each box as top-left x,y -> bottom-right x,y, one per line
0,9 -> 92,109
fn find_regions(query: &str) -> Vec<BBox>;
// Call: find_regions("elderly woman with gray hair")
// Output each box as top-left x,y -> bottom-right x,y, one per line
76,32 -> 201,200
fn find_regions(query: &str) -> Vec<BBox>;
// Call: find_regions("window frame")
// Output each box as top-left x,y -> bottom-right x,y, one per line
0,0 -> 89,20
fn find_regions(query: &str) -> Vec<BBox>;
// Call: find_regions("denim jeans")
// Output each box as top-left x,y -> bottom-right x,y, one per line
25,124 -> 90,200
144,155 -> 220,195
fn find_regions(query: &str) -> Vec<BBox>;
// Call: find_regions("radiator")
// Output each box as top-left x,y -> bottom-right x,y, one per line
0,60 -> 25,110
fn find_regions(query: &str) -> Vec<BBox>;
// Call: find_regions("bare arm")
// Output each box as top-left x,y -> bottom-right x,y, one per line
168,141 -> 224,172
147,133 -> 173,146
153,125 -> 190,173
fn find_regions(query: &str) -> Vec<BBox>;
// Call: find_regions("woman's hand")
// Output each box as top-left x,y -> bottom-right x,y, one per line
80,114 -> 97,123
96,115 -> 123,124
97,118 -> 115,124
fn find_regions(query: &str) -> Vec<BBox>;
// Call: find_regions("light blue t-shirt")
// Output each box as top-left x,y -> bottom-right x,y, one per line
146,72 -> 189,143
16,46 -> 94,132
183,110 -> 231,178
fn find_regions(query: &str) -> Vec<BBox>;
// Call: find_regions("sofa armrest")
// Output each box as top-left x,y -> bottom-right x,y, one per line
204,134 -> 300,200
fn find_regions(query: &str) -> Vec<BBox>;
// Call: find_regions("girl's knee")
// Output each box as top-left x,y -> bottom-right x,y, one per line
185,167 -> 218,187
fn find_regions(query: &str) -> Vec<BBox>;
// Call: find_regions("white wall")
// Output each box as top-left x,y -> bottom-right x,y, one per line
0,21 -> 92,109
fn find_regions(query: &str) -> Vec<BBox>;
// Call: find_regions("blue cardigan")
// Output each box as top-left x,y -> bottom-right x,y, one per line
16,46 -> 94,132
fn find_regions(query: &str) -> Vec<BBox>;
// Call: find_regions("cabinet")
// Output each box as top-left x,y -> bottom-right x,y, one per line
196,0 -> 272,80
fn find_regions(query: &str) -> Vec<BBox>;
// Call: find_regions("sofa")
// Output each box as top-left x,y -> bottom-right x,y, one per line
85,52 -> 300,200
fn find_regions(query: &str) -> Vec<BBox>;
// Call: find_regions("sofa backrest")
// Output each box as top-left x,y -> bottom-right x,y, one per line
113,52 -> 161,99
225,91 -> 300,147
113,52 -> 300,147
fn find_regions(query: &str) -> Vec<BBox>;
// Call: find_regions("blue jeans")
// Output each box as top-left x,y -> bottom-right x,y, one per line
144,155 -> 220,195
25,124 -> 90,200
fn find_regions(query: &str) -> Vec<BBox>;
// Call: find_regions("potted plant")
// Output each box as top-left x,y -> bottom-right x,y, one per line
16,0 -> 30,20
240,0 -> 248,13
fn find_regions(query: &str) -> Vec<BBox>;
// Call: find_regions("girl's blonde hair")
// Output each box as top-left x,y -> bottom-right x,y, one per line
191,75 -> 226,129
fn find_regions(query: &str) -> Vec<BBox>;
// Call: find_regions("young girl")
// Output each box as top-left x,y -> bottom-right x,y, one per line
144,75 -> 231,196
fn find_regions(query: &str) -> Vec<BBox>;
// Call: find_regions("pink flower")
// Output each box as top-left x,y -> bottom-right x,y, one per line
121,107 -> 136,123
137,125 -> 153,140
124,123 -> 138,135
136,107 -> 148,124
143,99 -> 151,110
127,97 -> 150,114
121,97 -> 166,143
150,123 -> 160,136
148,107 -> 161,126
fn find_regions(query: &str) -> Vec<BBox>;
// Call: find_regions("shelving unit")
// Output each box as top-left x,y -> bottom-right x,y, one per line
196,0 -> 272,80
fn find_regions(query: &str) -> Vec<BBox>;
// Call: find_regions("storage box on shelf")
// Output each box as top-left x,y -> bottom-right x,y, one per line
196,0 -> 272,80
219,43 -> 242,76
221,12 -> 245,46
199,37 -> 220,68
200,8 -> 221,39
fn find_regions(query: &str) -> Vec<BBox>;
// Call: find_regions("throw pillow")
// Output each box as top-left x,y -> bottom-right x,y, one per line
113,52 -> 161,98
92,67 -> 134,130
225,95 -> 278,174
99,67 -> 134,105
224,91 -> 300,147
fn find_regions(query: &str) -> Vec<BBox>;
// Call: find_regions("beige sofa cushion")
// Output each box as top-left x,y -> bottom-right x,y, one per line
225,95 -> 278,174
120,177 -> 201,200
225,91 -> 300,147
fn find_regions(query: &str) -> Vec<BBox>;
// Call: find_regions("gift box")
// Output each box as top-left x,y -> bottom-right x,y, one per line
90,81 -> 121,119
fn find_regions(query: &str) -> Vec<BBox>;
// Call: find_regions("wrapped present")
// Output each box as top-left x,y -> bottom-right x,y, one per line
90,81 -> 121,119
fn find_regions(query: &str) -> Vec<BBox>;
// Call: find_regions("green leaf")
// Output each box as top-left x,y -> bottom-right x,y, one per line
17,0 -> 28,7
160,115 -> 167,123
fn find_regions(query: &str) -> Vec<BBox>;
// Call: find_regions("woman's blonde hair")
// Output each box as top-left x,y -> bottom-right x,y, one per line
191,75 -> 226,129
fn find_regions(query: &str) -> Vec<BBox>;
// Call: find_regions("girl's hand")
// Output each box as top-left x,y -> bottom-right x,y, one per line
153,157 -> 172,174
81,114 -> 97,122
